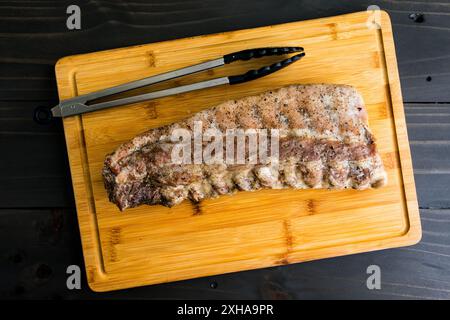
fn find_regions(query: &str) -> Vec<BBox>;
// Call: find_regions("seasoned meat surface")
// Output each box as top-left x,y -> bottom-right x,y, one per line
103,84 -> 387,211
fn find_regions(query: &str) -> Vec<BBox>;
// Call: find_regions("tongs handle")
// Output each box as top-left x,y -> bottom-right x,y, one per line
223,47 -> 303,64
228,52 -> 305,85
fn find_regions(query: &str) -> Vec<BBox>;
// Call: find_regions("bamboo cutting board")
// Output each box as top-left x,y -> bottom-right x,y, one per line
56,11 -> 421,292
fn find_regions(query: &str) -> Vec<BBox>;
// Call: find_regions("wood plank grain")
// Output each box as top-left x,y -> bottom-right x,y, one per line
0,208 -> 83,299
0,101 -> 73,207
405,103 -> 450,208
1,209 -> 447,299
0,0 -> 449,102
381,1 -> 450,102
0,152 -> 72,207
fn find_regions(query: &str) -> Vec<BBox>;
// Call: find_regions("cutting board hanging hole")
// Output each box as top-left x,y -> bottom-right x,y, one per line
33,106 -> 53,124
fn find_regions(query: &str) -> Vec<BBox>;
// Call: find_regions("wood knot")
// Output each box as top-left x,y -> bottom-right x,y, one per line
110,227 -> 121,245
35,263 -> 52,280
381,152 -> 396,170
87,267 -> 95,284
409,13 -> 424,23
372,51 -> 381,68
283,220 -> 293,249
192,202 -> 202,216
306,199 -> 315,215
109,227 -> 121,262
280,220 -> 293,265
144,101 -> 158,119
327,23 -> 338,40
148,51 -> 156,67
260,280 -> 292,300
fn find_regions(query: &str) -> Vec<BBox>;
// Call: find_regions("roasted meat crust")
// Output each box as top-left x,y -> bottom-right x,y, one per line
103,84 -> 387,210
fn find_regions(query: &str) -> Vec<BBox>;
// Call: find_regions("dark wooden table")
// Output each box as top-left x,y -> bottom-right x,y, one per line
1,0 -> 449,300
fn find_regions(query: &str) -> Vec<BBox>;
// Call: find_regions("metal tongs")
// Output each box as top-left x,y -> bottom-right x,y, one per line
51,47 -> 305,118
